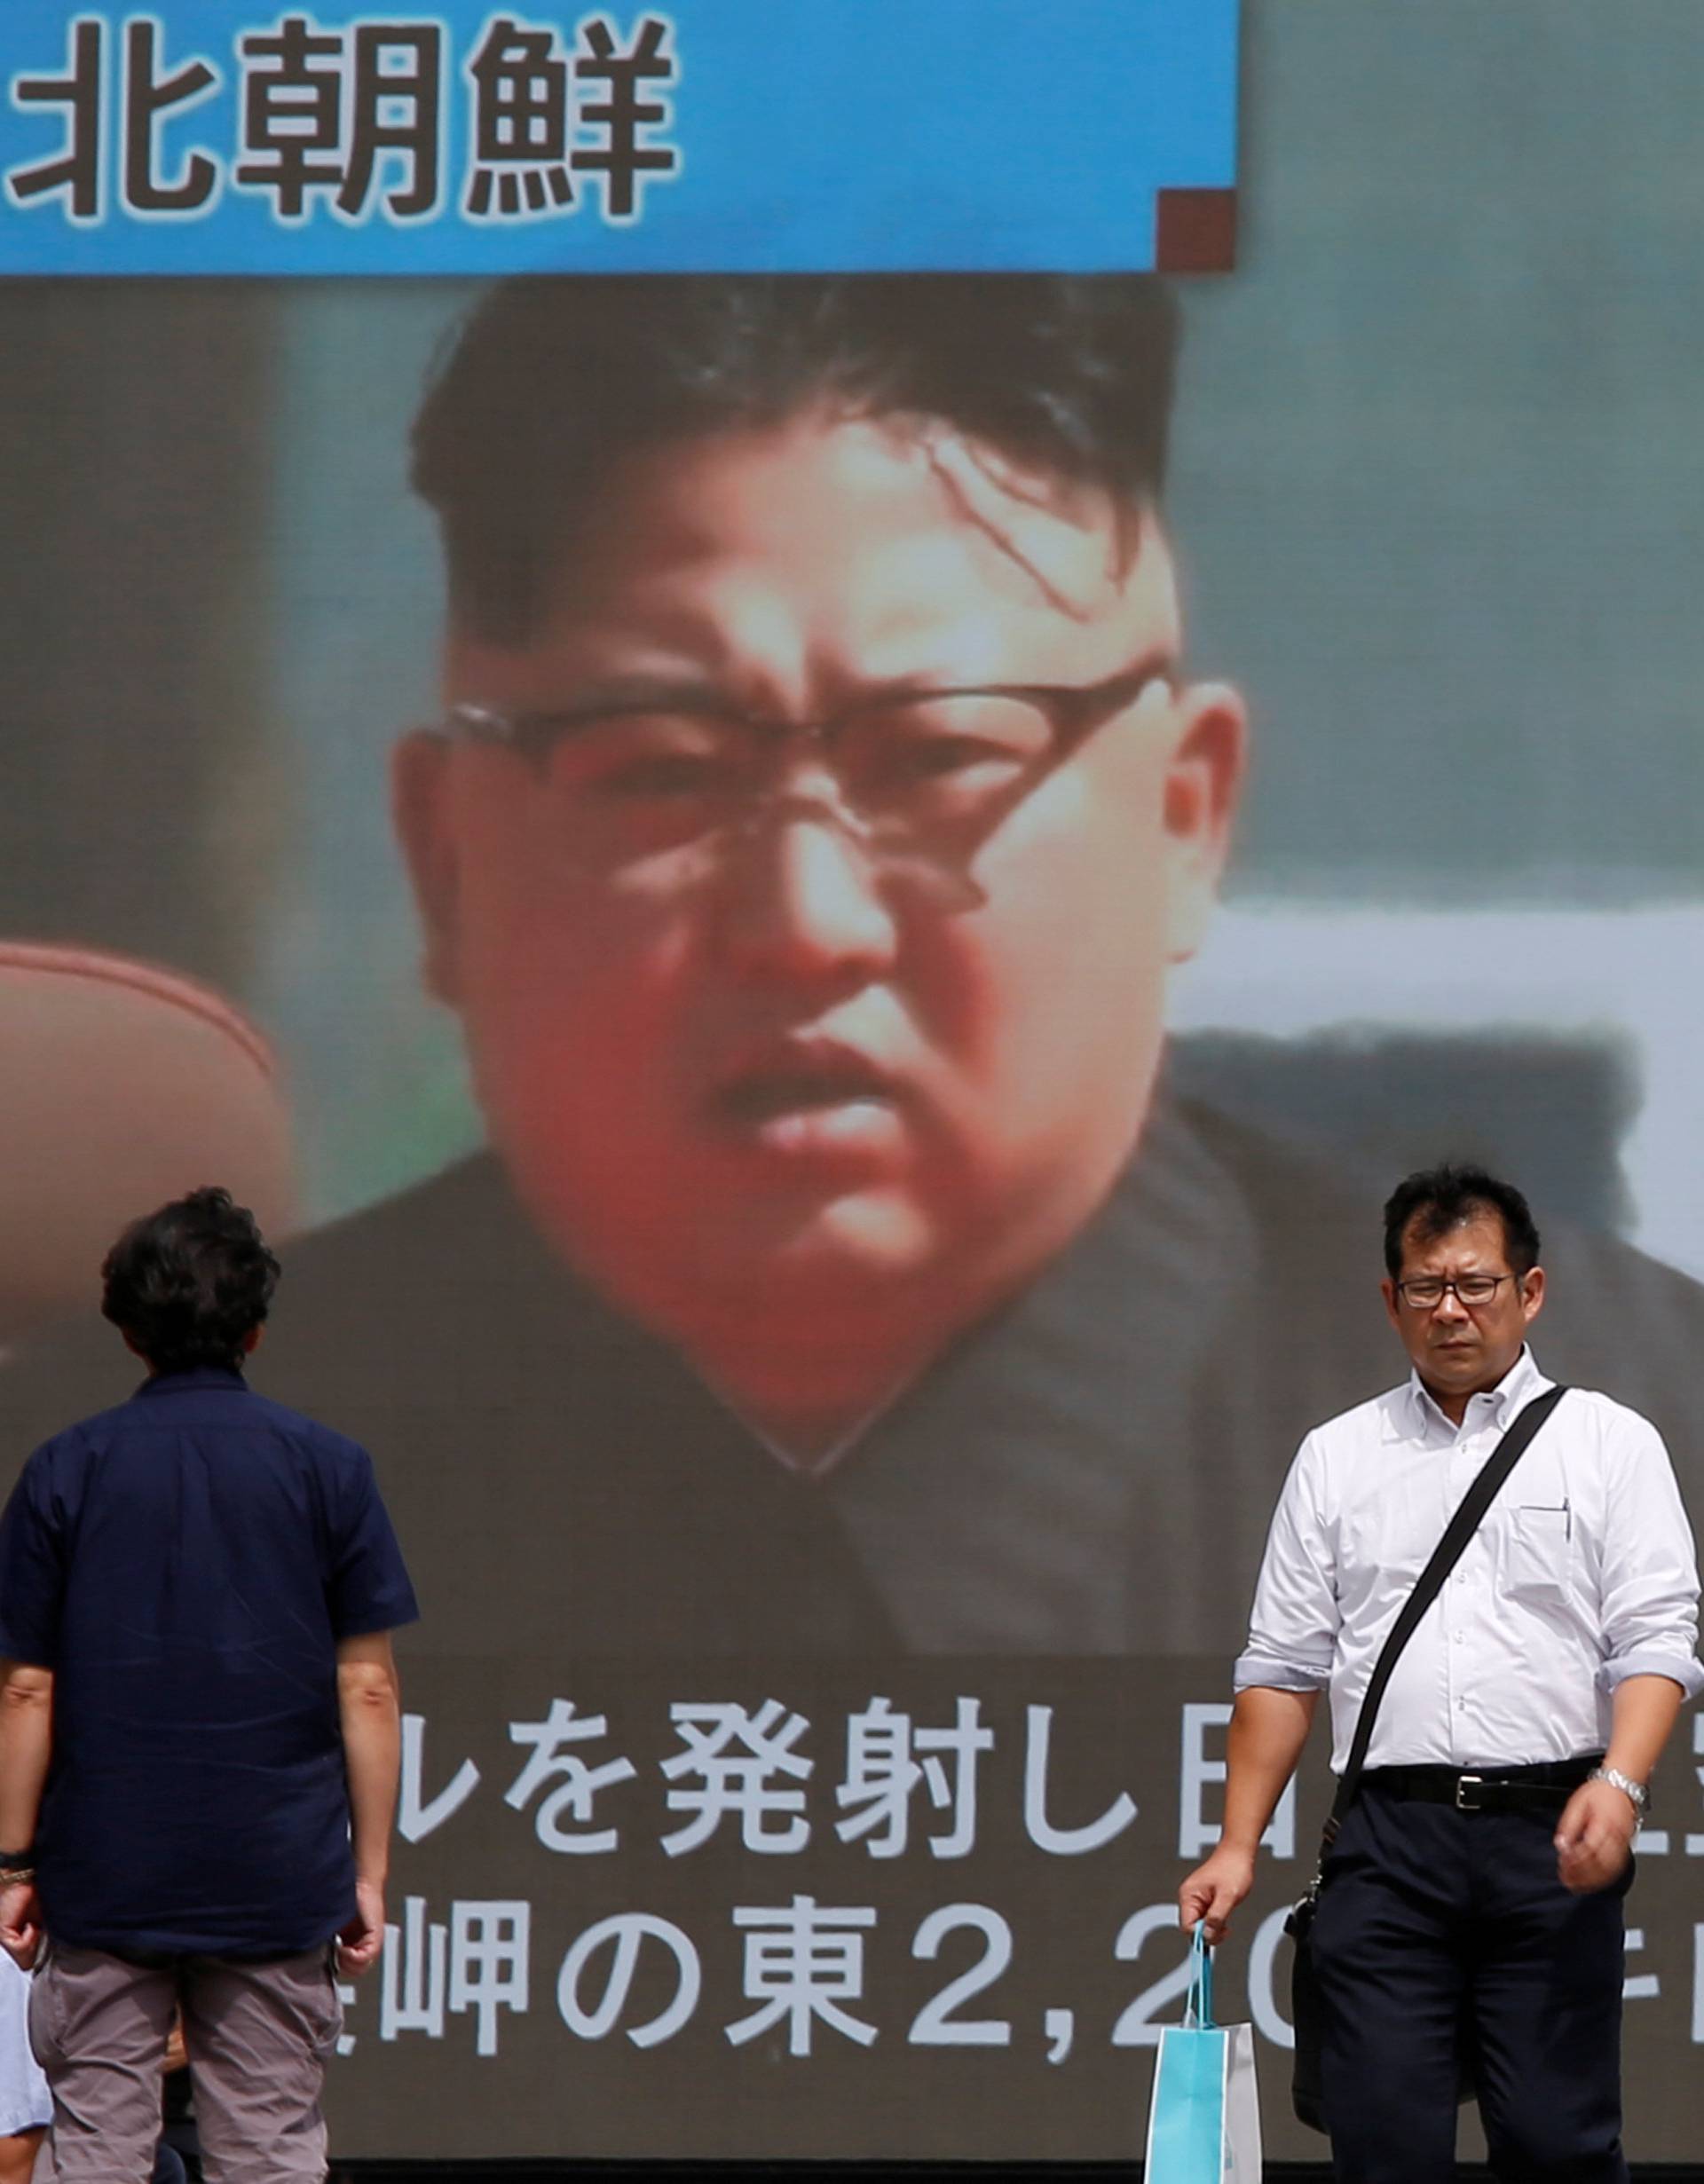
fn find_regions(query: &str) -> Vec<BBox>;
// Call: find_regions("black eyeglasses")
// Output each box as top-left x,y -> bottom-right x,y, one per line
439,656 -> 1175,888
1394,1273 -> 1517,1309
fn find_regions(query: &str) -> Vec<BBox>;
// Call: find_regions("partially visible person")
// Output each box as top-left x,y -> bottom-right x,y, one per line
0,1187 -> 417,2184
154,2014 -> 200,2184
0,1955 -> 48,2184
1179,1163 -> 1701,2183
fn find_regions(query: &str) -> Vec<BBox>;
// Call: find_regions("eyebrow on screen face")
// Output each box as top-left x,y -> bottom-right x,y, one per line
523,679 -> 757,729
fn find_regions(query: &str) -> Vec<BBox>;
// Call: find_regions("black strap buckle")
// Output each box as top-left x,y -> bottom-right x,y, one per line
1455,1772 -> 1485,1812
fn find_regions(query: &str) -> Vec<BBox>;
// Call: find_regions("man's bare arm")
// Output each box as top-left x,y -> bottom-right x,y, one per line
1178,1685 -> 1319,1939
1601,1670 -> 1686,1789
0,1663 -> 53,1853
0,1661 -> 54,1967
335,1630 -> 402,1975
1555,1671 -> 1686,1894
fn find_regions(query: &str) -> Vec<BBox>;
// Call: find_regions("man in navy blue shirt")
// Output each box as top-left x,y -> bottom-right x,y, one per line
0,1187 -> 417,2183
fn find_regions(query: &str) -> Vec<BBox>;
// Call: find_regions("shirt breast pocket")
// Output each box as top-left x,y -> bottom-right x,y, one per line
1503,1502 -> 1572,1608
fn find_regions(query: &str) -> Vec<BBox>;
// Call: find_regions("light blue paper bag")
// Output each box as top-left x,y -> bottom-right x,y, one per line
1143,1929 -> 1263,2184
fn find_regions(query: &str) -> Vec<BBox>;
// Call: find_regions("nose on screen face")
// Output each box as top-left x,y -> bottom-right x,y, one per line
722,813 -> 902,974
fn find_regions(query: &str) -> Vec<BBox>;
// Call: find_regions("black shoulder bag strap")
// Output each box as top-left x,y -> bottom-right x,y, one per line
1285,1379 -> 1568,2133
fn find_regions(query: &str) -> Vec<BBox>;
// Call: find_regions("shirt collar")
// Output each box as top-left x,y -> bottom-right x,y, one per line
1402,1343 -> 1547,1439
134,1365 -> 249,1399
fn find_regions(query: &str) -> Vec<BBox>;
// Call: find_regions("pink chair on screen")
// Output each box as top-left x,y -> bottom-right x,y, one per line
0,944 -> 296,1351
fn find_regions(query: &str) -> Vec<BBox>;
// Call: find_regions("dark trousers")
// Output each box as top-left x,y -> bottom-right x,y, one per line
1309,1786 -> 1630,2184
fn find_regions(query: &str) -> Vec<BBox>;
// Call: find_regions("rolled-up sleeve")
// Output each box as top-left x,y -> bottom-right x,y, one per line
1233,1431 -> 1340,1694
1596,1412 -> 1703,1699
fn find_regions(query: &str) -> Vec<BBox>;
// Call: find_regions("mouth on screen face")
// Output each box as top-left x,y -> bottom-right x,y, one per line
707,1038 -> 915,1163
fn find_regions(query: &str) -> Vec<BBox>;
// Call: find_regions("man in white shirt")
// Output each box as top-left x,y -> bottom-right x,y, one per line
1179,1163 -> 1701,2183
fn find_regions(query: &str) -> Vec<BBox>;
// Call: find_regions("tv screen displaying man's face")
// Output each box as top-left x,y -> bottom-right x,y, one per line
397,375 -> 1242,1441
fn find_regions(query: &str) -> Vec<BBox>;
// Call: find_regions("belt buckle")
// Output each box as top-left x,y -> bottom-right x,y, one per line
1455,1772 -> 1485,1812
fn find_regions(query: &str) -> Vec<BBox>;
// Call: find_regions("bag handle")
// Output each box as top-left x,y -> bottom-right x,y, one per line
1184,1924 -> 1214,2029
1310,1381 -> 1568,1877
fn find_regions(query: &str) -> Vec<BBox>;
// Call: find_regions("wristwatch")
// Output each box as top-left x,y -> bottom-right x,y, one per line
1588,1766 -> 1650,1819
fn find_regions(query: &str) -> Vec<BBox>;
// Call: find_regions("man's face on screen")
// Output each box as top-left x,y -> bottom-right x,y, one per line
394,413 -> 1243,1386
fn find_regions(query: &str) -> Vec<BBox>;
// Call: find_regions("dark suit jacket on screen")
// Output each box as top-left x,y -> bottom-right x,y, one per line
4,1096 -> 1700,1660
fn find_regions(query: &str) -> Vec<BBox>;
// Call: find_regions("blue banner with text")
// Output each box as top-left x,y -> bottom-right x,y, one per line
0,0 -> 1239,273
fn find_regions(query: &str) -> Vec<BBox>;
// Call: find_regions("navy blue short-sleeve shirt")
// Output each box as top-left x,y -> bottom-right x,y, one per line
0,1366 -> 419,1959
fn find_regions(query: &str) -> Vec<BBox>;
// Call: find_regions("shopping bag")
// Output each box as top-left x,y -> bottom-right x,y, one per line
1143,1928 -> 1263,2184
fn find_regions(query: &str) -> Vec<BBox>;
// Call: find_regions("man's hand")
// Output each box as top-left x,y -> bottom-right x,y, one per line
1178,1845 -> 1256,1942
0,1882 -> 42,1970
336,1879 -> 385,1977
1554,1778 -> 1637,1893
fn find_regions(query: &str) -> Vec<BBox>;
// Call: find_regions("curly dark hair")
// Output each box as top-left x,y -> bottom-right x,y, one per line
411,272 -> 1181,645
1382,1163 -> 1542,1281
100,1187 -> 280,1374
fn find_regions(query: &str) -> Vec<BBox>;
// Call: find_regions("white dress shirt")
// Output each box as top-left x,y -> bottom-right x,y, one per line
1234,1346 -> 1703,1772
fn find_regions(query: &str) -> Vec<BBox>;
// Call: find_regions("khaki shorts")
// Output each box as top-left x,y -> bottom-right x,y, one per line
29,1941 -> 343,2184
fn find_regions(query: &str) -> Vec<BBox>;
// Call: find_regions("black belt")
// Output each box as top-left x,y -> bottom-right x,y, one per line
1361,1755 -> 1600,1814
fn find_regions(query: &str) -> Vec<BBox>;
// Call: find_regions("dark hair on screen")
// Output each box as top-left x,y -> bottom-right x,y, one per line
1382,1164 -> 1542,1281
100,1187 -> 280,1374
411,272 -> 1181,645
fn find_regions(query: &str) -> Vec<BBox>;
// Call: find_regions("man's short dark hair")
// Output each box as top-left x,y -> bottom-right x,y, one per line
411,273 -> 1181,646
100,1187 -> 280,1374
1382,1164 -> 1542,1280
